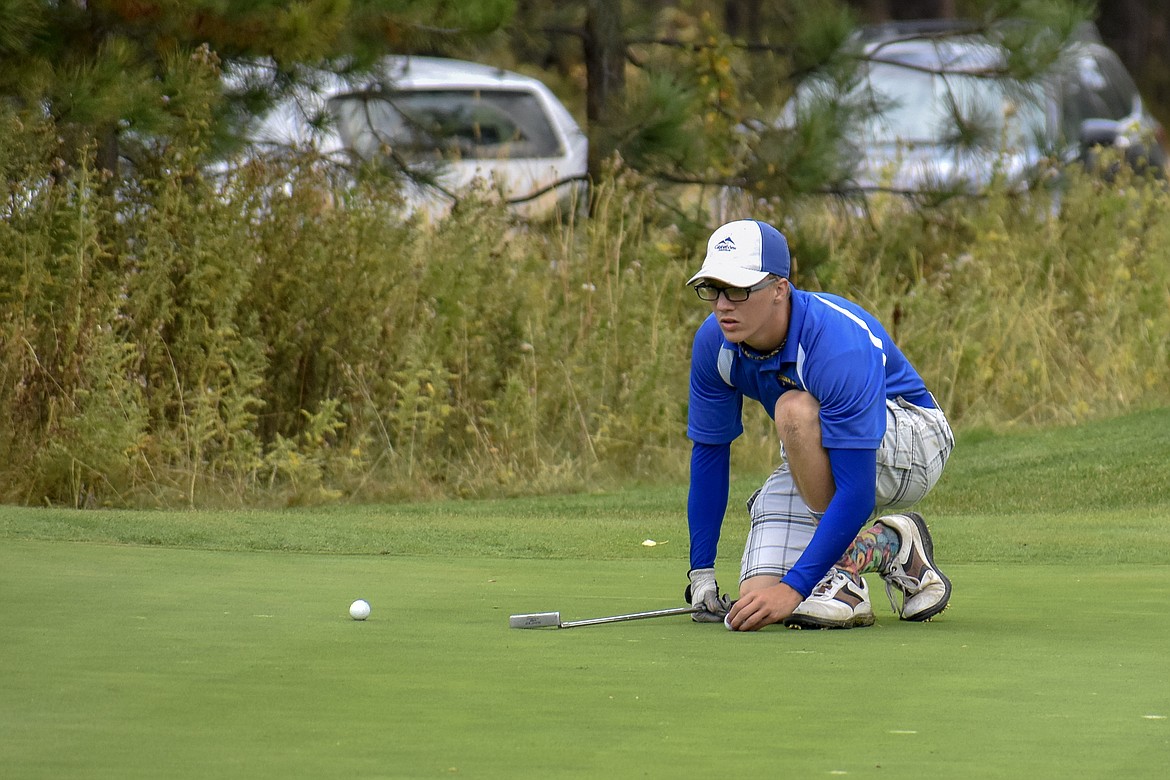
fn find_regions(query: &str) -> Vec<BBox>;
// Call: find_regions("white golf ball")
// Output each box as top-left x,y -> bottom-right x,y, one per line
349,599 -> 371,621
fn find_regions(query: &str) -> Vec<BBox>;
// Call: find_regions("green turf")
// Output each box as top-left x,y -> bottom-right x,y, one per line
2,543 -> 1167,778
2,408 -> 1170,778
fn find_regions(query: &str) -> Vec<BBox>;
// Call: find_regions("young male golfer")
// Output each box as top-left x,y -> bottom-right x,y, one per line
684,219 -> 955,631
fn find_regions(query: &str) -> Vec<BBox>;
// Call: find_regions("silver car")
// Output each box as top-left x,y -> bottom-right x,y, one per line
783,21 -> 1167,197
232,56 -> 589,219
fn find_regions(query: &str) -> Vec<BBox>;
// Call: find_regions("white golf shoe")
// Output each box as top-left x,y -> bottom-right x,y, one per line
784,568 -> 875,629
879,512 -> 952,621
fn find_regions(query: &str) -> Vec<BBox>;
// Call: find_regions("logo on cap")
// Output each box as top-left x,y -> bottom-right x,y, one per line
714,237 -> 736,252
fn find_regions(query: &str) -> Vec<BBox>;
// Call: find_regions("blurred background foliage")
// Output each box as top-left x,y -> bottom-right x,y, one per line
3,113 -> 1168,508
5,1 -> 1166,197
3,0 -> 1170,507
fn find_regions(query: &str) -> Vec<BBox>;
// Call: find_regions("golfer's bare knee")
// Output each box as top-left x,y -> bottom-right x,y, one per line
739,575 -> 781,596
774,391 -> 820,447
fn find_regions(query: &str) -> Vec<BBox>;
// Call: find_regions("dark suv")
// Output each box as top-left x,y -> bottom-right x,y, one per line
783,20 -> 1168,196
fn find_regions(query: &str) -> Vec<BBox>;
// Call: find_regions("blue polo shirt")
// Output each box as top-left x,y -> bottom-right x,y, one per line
686,287 -> 932,596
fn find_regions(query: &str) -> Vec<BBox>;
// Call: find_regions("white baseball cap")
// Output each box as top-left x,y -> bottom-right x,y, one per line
687,219 -> 791,287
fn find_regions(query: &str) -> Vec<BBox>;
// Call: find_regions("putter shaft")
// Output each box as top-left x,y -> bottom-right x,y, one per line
509,605 -> 700,629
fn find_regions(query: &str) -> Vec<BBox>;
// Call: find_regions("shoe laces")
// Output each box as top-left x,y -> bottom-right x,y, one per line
812,568 -> 849,596
883,563 -> 925,617
814,569 -> 869,607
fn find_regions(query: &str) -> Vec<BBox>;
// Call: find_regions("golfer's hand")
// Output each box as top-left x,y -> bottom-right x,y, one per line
686,568 -> 732,622
725,583 -> 803,631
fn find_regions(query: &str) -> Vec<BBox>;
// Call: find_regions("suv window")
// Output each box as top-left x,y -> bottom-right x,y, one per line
1092,52 -> 1138,119
836,61 -> 1047,149
1063,50 -> 1137,129
330,89 -> 564,161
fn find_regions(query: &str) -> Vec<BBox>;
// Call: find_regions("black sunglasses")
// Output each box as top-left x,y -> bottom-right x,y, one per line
694,277 -> 778,302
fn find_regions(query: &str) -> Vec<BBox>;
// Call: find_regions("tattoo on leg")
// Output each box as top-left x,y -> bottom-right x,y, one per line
837,522 -> 902,575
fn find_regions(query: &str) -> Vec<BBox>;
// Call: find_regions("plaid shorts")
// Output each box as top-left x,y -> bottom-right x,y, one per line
739,396 -> 954,582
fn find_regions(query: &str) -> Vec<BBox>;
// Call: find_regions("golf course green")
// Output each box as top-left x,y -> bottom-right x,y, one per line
3,409 -> 1169,778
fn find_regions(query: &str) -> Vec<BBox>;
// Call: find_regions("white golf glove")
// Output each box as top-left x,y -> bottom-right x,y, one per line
686,568 -> 732,622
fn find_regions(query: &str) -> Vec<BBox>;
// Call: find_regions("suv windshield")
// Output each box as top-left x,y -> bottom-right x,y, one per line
858,61 -> 1047,149
330,89 -> 564,161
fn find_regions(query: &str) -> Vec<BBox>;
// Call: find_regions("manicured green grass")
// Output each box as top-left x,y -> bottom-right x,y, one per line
2,409 -> 1170,778
2,545 -> 1167,778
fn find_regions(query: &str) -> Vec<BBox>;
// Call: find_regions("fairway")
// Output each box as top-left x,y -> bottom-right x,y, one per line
2,541 -> 1168,779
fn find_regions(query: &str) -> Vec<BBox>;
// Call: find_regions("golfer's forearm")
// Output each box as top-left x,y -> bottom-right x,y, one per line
687,441 -> 731,570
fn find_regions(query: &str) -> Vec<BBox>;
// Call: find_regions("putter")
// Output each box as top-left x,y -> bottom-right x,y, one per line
509,605 -> 701,629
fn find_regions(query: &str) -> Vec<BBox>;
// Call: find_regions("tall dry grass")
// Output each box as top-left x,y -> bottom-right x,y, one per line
3,111 -> 1169,507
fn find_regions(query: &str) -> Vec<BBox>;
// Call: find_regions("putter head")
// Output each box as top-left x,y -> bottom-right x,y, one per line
509,611 -> 561,629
